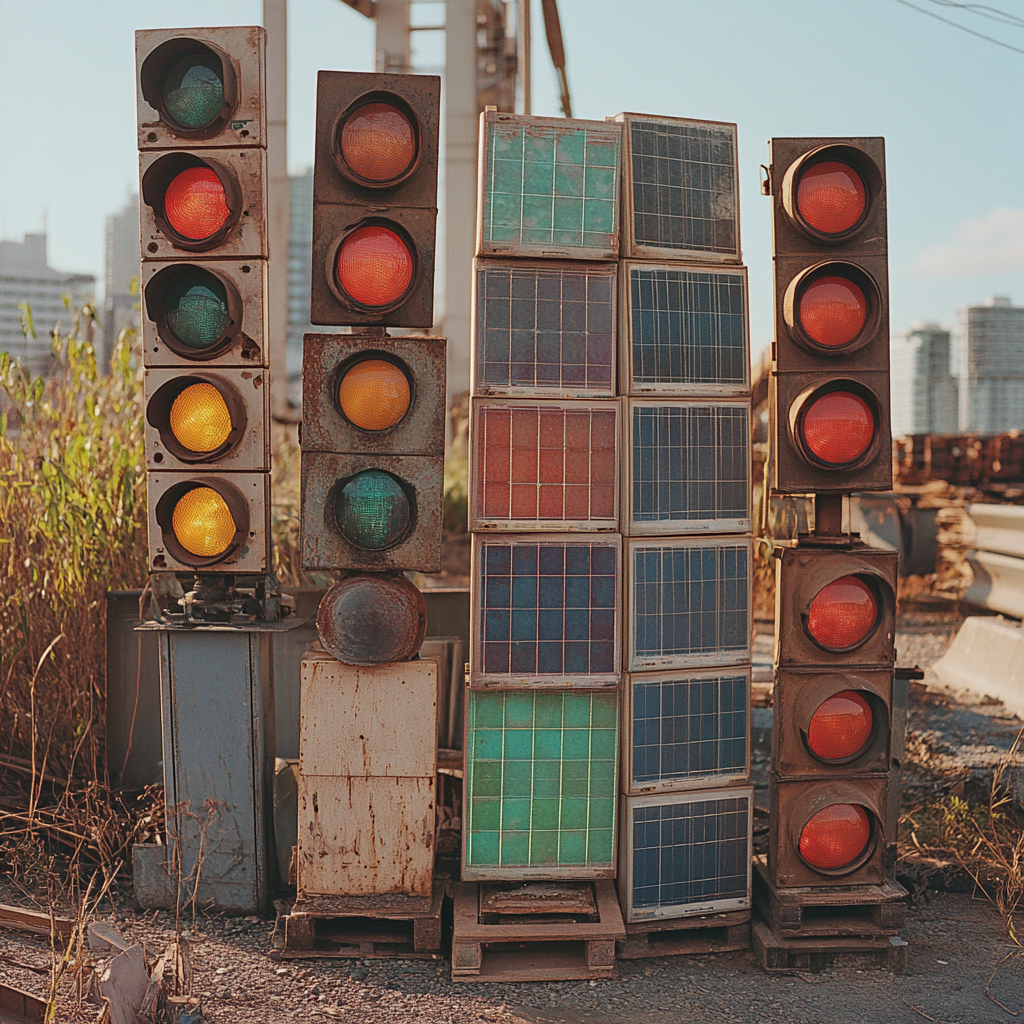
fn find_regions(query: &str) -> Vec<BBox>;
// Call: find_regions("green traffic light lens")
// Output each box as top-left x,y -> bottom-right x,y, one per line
164,270 -> 232,350
162,54 -> 225,130
335,470 -> 411,550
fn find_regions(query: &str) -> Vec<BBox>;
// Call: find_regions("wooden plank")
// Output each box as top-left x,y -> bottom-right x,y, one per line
751,917 -> 908,974
480,883 -> 597,916
453,941 -> 615,983
617,921 -> 749,959
300,658 -> 437,777
0,904 -> 72,941
623,908 -> 749,936
297,776 -> 435,899
0,983 -> 46,1024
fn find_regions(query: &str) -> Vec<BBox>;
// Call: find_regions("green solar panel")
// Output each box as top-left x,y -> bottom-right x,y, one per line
464,689 -> 618,877
479,114 -> 621,260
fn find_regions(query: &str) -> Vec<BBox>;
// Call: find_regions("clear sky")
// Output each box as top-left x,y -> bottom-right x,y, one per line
0,0 -> 1021,355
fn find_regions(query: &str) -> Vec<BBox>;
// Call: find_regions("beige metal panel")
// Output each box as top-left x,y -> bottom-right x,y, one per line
297,774 -> 435,898
299,655 -> 438,777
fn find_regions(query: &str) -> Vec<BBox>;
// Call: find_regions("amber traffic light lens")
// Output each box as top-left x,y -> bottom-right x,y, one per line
807,576 -> 878,649
336,225 -> 414,308
799,804 -> 871,871
799,276 -> 867,348
335,470 -> 411,550
807,691 -> 873,761
797,161 -> 866,235
164,166 -> 230,241
171,486 -> 236,557
338,359 -> 411,430
801,391 -> 875,465
169,382 -> 232,453
162,54 -> 225,130
340,101 -> 417,183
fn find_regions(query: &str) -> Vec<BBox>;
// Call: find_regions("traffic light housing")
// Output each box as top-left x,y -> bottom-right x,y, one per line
768,138 -> 891,494
310,72 -> 440,328
137,26 -> 270,575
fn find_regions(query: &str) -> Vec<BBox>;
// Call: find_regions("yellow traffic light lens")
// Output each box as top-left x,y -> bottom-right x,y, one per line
169,382 -> 232,453
171,486 -> 236,557
341,101 -> 417,183
338,359 -> 411,431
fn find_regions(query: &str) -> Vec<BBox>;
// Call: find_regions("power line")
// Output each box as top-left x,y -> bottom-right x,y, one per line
926,0 -> 1024,30
892,0 -> 1024,53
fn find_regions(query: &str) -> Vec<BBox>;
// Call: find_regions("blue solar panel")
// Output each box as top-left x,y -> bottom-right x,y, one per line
627,264 -> 748,392
630,671 -> 749,788
629,539 -> 750,671
475,535 -> 620,684
629,790 -> 751,915
630,401 -> 750,531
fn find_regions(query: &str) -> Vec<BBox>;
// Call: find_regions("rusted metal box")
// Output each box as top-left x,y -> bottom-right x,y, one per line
297,651 -> 438,901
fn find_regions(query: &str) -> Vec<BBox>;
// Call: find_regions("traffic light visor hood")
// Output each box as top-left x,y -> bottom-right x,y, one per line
140,37 -> 238,137
781,144 -> 882,244
334,93 -> 421,188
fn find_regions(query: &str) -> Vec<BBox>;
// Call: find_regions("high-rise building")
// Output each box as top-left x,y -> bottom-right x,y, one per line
0,234 -> 95,377
957,296 -> 1024,435
890,322 -> 958,436
103,195 -> 141,369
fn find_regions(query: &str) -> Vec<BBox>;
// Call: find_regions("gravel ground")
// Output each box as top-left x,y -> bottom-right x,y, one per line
5,596 -> 1024,1024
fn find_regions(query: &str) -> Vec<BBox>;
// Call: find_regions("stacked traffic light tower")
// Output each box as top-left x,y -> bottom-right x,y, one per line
756,139 -> 909,971
456,110 -> 754,979
281,72 -> 450,952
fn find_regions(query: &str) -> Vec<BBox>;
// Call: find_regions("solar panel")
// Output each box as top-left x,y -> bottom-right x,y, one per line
622,787 -> 752,922
619,114 -> 739,262
478,113 -> 621,260
624,262 -> 749,395
627,400 -> 751,534
473,260 -> 616,397
627,537 -> 751,672
463,688 -> 618,878
471,399 -> 619,531
472,534 -> 621,686
626,669 -> 750,793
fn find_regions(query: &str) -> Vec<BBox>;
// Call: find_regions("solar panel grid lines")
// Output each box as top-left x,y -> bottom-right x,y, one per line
470,397 -> 620,532
470,532 -> 622,688
620,261 -> 751,397
462,688 -> 619,879
623,668 -> 751,795
623,398 -> 752,536
614,113 -> 740,264
477,112 -> 622,261
619,786 -> 754,922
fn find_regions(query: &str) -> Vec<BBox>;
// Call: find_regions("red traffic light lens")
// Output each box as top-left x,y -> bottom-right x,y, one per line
336,225 -> 414,308
807,691 -> 873,761
798,276 -> 867,349
799,804 -> 871,871
341,102 -> 417,184
807,576 -> 878,649
797,161 -> 866,235
800,390 -> 875,465
164,166 -> 230,241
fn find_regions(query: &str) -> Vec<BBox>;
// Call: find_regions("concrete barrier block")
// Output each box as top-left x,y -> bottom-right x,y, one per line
930,615 -> 1024,717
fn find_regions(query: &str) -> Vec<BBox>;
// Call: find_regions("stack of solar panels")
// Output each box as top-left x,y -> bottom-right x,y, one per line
613,114 -> 754,935
465,113 -> 626,885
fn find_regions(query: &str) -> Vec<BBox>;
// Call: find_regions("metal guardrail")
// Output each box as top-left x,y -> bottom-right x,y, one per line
965,504 -> 1024,618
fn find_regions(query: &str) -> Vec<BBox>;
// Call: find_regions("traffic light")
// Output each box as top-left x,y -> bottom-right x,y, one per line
768,138 -> 890,494
137,27 -> 270,575
309,72 -> 440,327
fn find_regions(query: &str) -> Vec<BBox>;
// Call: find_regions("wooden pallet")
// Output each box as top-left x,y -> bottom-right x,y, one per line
618,909 -> 750,959
451,880 -> 625,982
269,881 -> 445,959
753,856 -> 907,938
751,917 -> 907,973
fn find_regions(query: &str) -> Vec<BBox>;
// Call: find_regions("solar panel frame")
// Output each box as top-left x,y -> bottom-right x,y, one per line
471,532 -> 622,688
622,399 -> 752,536
470,397 -> 621,533
625,536 -> 752,673
619,786 -> 753,923
472,258 -> 618,399
476,112 -> 622,261
619,261 -> 751,397
615,112 -> 741,264
622,668 -> 751,795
